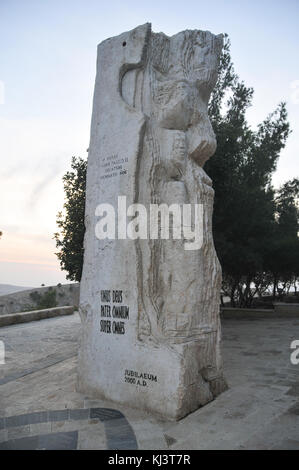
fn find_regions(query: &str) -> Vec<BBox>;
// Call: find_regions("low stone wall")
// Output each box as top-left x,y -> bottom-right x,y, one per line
0,306 -> 75,328
221,306 -> 299,319
273,303 -> 299,315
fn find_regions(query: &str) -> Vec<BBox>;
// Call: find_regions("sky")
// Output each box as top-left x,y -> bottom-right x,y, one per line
0,0 -> 298,287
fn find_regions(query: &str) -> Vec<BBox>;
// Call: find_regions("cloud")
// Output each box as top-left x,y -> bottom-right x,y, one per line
0,116 -> 89,233
0,116 -> 88,284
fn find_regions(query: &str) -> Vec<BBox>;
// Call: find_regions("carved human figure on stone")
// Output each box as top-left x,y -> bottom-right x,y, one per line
133,32 -> 221,327
122,30 -> 225,391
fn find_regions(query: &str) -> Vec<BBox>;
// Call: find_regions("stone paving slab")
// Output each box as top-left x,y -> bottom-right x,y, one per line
0,313 -> 298,449
0,314 -> 79,385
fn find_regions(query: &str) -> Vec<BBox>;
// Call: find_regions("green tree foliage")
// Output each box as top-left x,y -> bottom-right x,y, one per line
54,156 -> 86,282
29,289 -> 57,310
206,35 -> 292,306
265,178 -> 299,297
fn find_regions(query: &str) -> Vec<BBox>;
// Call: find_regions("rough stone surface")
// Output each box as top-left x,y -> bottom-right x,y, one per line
78,23 -> 227,420
221,307 -> 299,319
0,306 -> 74,328
274,303 -> 299,315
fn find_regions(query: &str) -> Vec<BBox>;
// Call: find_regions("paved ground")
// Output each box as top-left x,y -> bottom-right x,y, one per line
0,314 -> 298,449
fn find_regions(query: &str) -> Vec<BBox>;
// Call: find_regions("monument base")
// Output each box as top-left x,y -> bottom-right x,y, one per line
77,336 -> 227,421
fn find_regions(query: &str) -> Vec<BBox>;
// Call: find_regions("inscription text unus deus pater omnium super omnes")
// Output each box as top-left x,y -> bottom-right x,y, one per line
100,289 -> 129,335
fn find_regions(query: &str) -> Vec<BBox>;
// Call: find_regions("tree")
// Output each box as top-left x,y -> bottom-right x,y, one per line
265,178 -> 299,298
206,35 -> 291,306
54,156 -> 87,282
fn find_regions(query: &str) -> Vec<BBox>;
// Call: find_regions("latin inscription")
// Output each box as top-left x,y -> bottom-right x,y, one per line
100,289 -> 129,335
100,154 -> 128,180
124,369 -> 158,387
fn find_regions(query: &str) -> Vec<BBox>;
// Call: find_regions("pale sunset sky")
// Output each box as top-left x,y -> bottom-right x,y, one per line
0,0 -> 298,286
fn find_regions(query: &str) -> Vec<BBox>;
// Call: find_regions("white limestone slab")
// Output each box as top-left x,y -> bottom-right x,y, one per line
78,23 -> 227,420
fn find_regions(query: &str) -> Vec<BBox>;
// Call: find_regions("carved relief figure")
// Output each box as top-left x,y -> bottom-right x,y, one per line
120,28 -> 225,391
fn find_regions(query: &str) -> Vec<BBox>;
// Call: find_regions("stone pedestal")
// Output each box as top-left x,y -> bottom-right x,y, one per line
77,23 -> 227,420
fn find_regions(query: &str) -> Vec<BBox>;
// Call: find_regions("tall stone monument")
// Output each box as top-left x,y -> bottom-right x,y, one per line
78,23 -> 227,420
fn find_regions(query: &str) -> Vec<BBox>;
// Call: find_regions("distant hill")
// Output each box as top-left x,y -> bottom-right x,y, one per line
0,284 -> 34,296
0,283 -> 79,315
